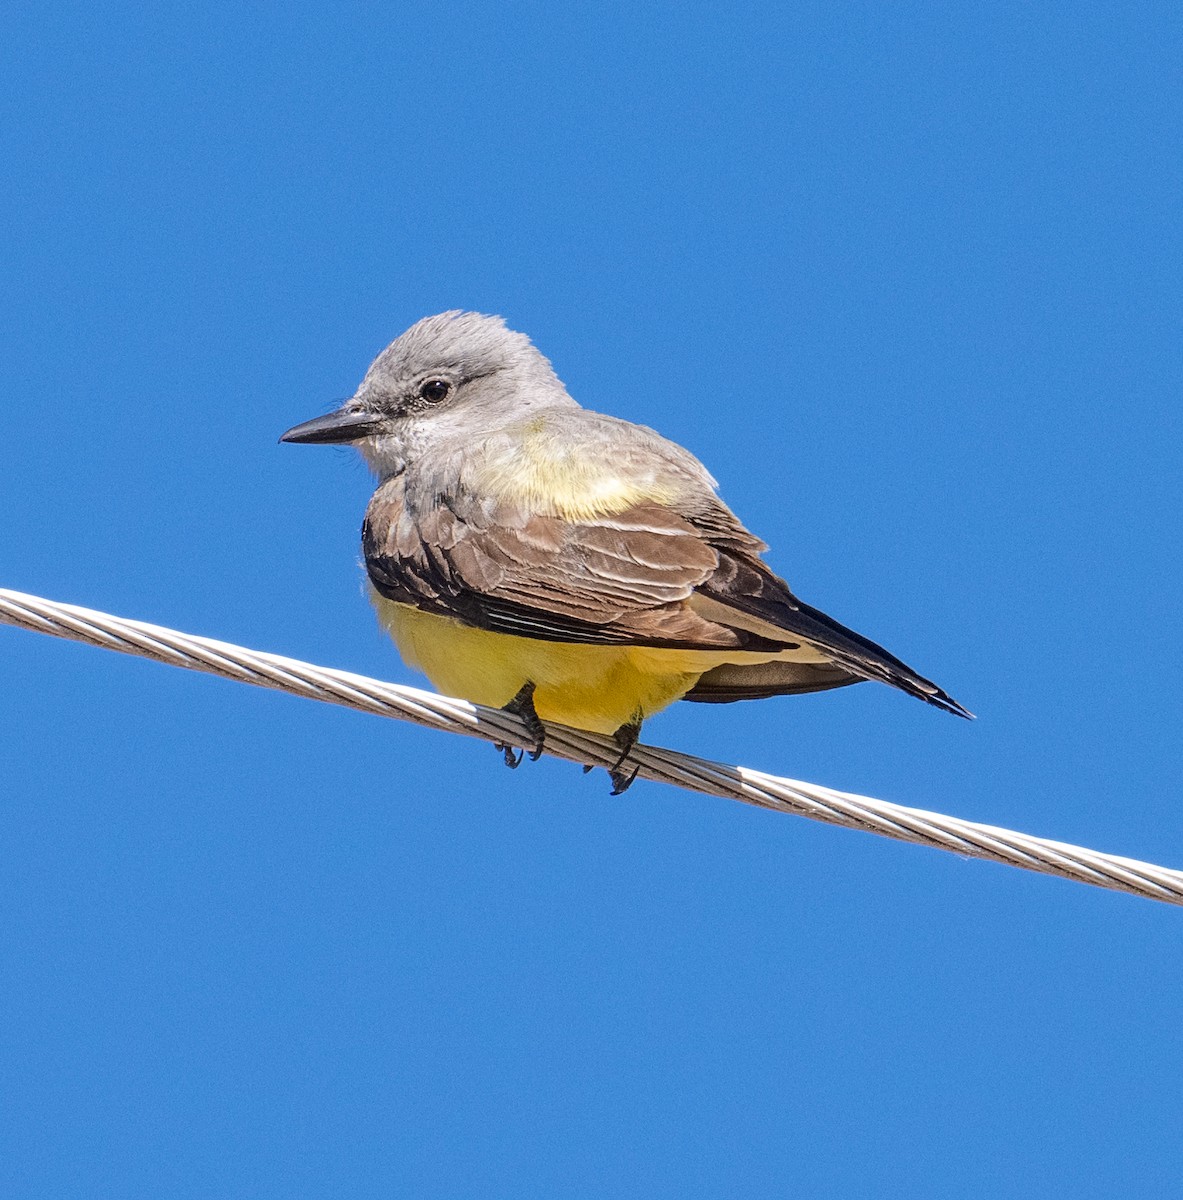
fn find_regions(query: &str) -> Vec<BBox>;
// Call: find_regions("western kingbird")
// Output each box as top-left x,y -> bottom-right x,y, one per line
282,311 -> 969,790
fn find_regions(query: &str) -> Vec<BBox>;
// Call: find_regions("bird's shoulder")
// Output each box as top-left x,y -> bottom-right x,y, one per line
400,406 -> 714,524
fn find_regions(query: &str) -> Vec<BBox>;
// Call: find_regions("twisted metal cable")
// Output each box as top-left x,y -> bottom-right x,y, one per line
1,585 -> 1180,907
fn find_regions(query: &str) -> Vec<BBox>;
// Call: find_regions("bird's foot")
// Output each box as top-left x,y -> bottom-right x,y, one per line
607,713 -> 643,795
495,682 -> 545,769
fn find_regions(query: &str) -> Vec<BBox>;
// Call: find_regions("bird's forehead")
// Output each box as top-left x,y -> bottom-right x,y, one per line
365,310 -> 532,384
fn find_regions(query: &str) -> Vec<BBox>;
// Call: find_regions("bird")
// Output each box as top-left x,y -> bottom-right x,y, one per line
281,311 -> 970,791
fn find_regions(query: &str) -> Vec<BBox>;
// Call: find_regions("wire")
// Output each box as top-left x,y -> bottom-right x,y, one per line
1,586 -> 1180,907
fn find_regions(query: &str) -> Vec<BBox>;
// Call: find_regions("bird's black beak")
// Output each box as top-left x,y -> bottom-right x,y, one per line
279,407 -> 385,445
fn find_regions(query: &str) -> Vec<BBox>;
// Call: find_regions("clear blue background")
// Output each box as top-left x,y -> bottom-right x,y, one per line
2,2 -> 1181,1196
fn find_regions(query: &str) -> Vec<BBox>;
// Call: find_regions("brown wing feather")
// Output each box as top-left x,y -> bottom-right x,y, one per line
362,477 -> 786,651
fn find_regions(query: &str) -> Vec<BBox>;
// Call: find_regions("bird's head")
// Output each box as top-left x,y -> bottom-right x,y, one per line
280,311 -> 572,477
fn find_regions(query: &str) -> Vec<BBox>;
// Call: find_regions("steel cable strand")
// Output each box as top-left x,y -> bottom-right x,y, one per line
1,587 -> 1180,907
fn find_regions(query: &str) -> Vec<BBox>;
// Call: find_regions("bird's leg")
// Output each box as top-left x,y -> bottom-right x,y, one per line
607,712 -> 643,795
493,681 -> 545,769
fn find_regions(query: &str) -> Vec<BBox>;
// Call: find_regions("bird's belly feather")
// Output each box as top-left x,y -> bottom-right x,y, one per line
371,595 -> 781,734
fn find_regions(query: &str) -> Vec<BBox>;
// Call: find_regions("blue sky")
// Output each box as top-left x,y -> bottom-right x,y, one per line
2,2 -> 1181,1195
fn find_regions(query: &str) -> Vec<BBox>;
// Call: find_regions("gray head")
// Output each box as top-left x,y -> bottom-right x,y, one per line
280,311 -> 574,477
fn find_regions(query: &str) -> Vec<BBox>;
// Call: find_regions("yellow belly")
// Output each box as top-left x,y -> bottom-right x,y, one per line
371,594 -> 772,734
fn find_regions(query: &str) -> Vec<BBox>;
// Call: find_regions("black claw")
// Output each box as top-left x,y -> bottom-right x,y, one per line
609,763 -> 641,795
605,711 -> 644,794
494,742 -> 523,769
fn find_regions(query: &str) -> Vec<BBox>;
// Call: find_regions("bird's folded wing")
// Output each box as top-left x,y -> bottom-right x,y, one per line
363,478 -> 970,716
362,479 -> 782,650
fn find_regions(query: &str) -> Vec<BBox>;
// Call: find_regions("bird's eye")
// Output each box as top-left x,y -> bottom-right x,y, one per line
419,378 -> 451,403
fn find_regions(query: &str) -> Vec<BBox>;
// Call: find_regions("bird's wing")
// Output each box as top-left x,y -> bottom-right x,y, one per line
684,503 -> 972,716
362,475 -> 779,651
363,476 -> 970,716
